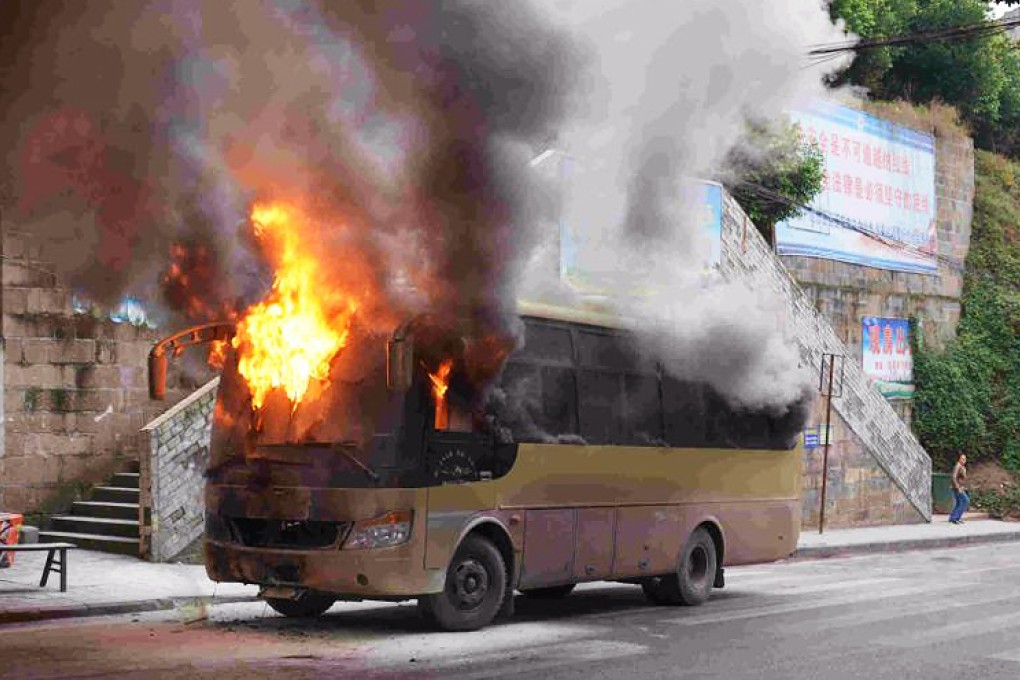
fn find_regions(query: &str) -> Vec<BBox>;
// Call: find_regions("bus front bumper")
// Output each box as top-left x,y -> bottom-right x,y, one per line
205,540 -> 445,598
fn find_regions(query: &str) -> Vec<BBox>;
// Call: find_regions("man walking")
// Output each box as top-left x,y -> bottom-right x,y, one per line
949,454 -> 969,525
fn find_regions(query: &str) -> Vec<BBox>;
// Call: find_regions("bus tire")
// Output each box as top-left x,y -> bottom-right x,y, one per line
642,527 -> 717,607
419,534 -> 507,631
519,584 -> 576,599
264,592 -> 336,618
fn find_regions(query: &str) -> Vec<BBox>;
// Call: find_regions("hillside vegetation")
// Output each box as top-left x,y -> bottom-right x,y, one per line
913,150 -> 1020,474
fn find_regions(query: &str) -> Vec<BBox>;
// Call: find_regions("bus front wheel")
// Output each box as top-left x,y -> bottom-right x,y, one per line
263,592 -> 336,618
642,526 -> 717,607
419,535 -> 507,631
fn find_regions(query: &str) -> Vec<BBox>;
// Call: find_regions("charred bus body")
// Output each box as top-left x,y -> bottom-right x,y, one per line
195,303 -> 804,631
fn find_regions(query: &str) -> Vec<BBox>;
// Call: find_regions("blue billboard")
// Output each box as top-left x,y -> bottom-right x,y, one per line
776,101 -> 938,275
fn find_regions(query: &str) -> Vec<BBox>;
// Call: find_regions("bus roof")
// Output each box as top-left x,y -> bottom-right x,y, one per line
515,299 -> 634,331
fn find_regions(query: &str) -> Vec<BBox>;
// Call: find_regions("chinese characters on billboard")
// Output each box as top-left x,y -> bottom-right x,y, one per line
862,317 -> 914,399
776,101 -> 937,275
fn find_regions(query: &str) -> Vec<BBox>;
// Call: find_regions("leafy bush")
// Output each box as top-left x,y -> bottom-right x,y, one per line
913,151 -> 1020,475
971,486 -> 1020,520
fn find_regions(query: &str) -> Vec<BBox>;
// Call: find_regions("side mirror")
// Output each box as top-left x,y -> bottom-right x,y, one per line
386,332 -> 414,392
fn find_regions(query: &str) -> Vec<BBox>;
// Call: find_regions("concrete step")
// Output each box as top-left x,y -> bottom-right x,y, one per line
125,460 -> 140,474
37,531 -> 139,556
71,501 -> 138,520
50,516 -> 140,539
109,472 -> 140,489
90,486 -> 139,504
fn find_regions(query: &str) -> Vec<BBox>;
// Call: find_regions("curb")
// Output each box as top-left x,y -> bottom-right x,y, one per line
0,594 -> 261,625
793,530 -> 1020,560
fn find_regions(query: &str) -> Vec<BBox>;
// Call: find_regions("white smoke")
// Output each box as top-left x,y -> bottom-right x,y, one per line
525,0 -> 852,412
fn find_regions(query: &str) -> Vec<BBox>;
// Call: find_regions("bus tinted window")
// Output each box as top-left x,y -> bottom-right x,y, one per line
578,369 -> 625,444
623,374 -> 664,445
494,316 -> 799,451
518,322 -> 574,365
576,330 -> 649,373
660,377 -> 706,447
541,366 -> 579,437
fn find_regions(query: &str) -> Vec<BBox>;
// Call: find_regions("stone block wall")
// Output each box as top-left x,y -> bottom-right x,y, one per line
780,102 -> 975,430
721,194 -> 930,529
799,403 -> 920,529
1,227 -> 211,517
139,377 -> 219,562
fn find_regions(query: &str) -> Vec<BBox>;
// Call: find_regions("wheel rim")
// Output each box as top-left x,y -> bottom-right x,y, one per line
686,545 -> 709,588
451,558 -> 490,611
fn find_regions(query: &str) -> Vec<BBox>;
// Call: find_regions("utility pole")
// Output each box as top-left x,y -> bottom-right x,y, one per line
818,352 -> 845,534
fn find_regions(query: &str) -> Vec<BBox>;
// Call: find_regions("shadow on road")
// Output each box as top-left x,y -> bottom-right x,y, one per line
209,583 -> 751,638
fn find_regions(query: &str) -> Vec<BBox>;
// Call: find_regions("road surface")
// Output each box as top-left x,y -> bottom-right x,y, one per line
4,542 -> 1020,679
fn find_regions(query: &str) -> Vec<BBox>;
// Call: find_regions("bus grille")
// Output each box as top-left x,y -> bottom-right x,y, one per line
227,518 -> 348,550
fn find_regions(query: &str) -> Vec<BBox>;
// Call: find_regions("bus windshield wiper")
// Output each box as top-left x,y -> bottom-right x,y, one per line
330,442 -> 381,485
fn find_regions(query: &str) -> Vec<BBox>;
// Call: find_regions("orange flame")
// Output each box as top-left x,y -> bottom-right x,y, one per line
426,359 -> 454,430
207,339 -> 229,370
231,201 -> 358,410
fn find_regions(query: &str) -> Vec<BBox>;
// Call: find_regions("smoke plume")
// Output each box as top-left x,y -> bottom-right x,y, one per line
0,0 -> 587,364
0,0 -> 854,437
529,0 -> 852,413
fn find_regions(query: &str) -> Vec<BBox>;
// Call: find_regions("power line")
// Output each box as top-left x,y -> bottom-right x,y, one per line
808,15 -> 1020,62
732,179 -> 965,273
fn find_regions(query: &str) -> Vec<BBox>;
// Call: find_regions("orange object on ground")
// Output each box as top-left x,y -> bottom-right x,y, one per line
0,513 -> 24,567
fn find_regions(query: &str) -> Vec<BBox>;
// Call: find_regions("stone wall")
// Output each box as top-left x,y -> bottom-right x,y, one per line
0,227 -> 208,517
800,400 -> 921,529
721,194 -> 930,529
139,378 -> 218,562
780,102 -> 975,430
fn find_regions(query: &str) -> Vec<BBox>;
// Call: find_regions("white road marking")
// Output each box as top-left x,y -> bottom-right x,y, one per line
881,610 -> 1020,648
748,576 -> 902,595
668,581 -> 970,626
357,622 -> 602,664
988,648 -> 1020,665
778,590 -> 1020,635
411,640 -> 650,679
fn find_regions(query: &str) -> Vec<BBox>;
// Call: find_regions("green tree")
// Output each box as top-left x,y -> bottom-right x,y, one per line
722,120 -> 825,247
829,0 -> 1020,158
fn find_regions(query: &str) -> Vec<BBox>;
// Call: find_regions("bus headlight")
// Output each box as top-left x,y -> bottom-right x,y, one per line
342,510 -> 413,550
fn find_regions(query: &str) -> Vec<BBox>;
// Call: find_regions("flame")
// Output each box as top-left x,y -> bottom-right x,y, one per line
231,201 -> 358,410
207,339 -> 229,370
426,359 -> 454,430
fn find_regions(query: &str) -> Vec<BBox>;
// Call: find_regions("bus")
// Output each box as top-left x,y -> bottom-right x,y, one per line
180,301 -> 803,631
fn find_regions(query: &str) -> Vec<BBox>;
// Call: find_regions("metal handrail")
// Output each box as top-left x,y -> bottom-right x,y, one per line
148,322 -> 236,400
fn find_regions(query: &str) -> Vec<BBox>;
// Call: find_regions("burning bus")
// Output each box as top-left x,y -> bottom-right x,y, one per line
149,202 -> 803,632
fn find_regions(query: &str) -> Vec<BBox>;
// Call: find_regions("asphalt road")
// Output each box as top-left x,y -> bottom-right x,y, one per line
4,542 -> 1020,679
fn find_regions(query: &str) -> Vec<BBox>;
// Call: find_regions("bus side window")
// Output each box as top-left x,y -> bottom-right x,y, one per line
519,320 -> 574,365
623,373 -> 664,445
540,365 -> 579,437
662,377 -> 706,447
577,369 -> 624,445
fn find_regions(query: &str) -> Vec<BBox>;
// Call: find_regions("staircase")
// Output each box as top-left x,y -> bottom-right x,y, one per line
39,462 -> 141,556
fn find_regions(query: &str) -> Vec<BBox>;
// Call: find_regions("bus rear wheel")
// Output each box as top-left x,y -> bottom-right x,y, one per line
419,535 -> 507,631
264,592 -> 336,618
642,526 -> 717,607
520,584 -> 576,599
